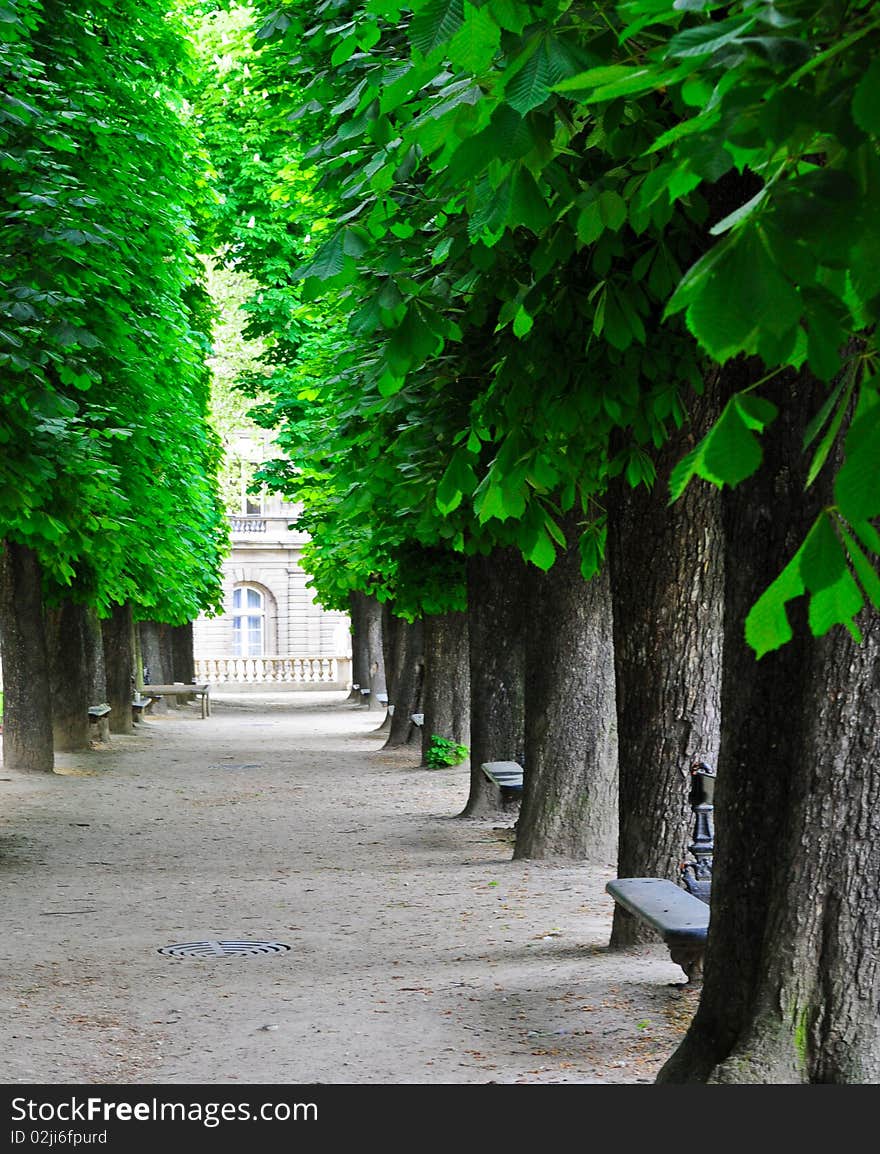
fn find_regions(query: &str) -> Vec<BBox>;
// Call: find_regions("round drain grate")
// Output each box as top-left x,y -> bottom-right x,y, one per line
158,940 -> 290,959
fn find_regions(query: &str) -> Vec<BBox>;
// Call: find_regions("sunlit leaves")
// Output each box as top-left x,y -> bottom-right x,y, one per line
0,0 -> 226,616
745,510 -> 876,658
670,393 -> 778,499
668,228 -> 802,365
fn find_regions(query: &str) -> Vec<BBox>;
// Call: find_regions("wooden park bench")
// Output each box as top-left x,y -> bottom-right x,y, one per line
480,760 -> 524,794
88,703 -> 111,743
131,693 -> 155,722
605,763 -> 715,985
142,682 -> 211,718
605,877 -> 709,984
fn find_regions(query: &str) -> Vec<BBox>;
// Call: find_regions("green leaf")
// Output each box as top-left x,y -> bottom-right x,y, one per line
804,373 -> 855,489
506,42 -> 553,115
834,405 -> 880,522
852,58 -> 880,136
709,188 -> 768,236
668,15 -> 757,59
598,190 -> 627,231
577,197 -> 604,245
745,548 -> 804,657
526,527 -> 555,570
513,307 -> 533,337
436,449 -> 477,514
670,229 -> 802,365
839,524 -> 880,610
852,519 -> 880,555
447,4 -> 500,73
410,0 -> 465,58
735,394 -> 778,432
386,305 -> 445,376
509,168 -> 551,233
807,565 -> 864,640
670,394 -> 772,499
701,402 -> 764,487
487,0 -> 529,35
553,64 -> 656,102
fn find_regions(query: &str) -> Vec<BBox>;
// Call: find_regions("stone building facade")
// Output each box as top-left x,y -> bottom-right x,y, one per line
193,485 -> 351,691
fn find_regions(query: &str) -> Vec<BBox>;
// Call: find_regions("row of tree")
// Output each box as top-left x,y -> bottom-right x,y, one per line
196,1 -> 880,1082
0,4 -> 227,766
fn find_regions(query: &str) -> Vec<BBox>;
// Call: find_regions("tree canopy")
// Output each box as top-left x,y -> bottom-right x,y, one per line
0,0 -> 227,622
206,0 -> 877,656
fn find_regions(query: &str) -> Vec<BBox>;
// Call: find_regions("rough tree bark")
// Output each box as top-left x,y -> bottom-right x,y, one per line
84,606 -> 110,742
514,520 -> 618,861
384,617 -> 424,748
102,603 -> 134,735
346,591 -> 364,701
348,592 -> 386,710
606,391 -> 724,945
658,365 -> 880,1084
85,606 -> 108,706
45,600 -> 91,752
0,541 -> 54,772
462,548 -> 528,817
372,602 -> 396,735
171,622 -> 195,706
139,620 -> 173,712
171,623 -> 194,682
365,598 -> 387,711
421,610 -> 470,766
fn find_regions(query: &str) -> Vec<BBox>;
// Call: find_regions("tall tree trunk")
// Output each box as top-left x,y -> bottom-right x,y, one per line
84,606 -> 110,742
659,365 -> 880,1084
372,601 -> 395,734
514,522 -> 618,861
607,392 -> 724,945
462,548 -> 528,817
138,620 -> 170,712
346,591 -> 364,702
45,600 -> 90,752
171,622 -> 195,705
102,603 -> 134,735
171,622 -> 194,682
0,541 -> 54,772
348,592 -> 386,709
365,597 -> 387,711
384,617 -> 424,747
421,610 -> 470,766
85,606 -> 108,706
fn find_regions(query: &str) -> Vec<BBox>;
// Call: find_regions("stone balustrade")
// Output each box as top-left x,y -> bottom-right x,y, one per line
195,656 -> 351,688
229,516 -> 267,533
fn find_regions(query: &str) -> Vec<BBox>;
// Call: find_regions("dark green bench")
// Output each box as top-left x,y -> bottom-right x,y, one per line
606,877 -> 710,984
88,703 -> 111,742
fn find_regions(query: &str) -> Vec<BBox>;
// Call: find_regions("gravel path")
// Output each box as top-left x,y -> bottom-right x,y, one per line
0,692 -> 696,1084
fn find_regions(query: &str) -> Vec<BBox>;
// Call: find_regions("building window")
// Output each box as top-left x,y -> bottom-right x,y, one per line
232,586 -> 265,657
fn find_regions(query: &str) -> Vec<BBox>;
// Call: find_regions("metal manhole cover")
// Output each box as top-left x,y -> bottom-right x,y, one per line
158,940 -> 290,958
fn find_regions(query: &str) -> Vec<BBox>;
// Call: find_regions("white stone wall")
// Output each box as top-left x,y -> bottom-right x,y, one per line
193,513 -> 350,665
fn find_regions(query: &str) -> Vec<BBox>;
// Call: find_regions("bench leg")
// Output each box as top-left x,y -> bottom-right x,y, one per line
668,943 -> 704,985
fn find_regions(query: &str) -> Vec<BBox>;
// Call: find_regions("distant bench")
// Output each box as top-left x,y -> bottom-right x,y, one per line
142,683 -> 211,719
132,694 -> 155,722
88,703 -> 111,742
480,761 -> 523,793
606,878 -> 709,984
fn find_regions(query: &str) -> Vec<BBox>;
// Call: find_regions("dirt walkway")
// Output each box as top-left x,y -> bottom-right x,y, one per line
0,693 -> 696,1085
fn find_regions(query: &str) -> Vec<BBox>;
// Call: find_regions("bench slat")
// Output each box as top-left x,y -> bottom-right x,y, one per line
480,761 -> 523,790
142,683 -> 210,718
606,878 -> 709,945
